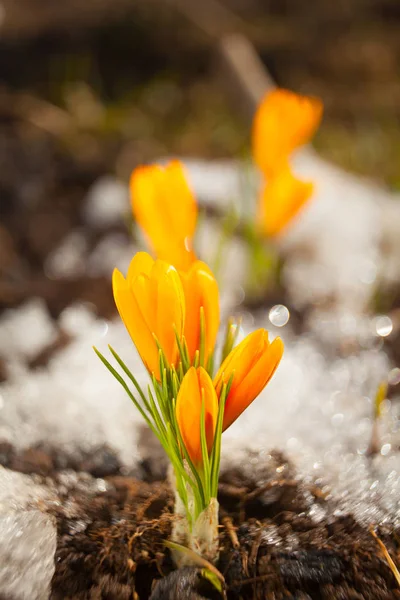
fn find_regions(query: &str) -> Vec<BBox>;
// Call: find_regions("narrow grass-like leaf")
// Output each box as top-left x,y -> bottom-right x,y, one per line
221,318 -> 236,364
200,393 -> 211,502
175,424 -> 206,515
94,347 -> 156,438
171,369 -> 179,401
181,335 -> 191,370
178,361 -> 184,383
108,345 -> 151,412
206,350 -> 215,378
210,382 -> 227,497
174,328 -> 190,372
151,373 -> 170,424
147,385 -> 167,442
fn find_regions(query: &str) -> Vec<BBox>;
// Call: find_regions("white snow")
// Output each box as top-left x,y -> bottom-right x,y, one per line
83,175 -> 130,230
0,304 -> 146,467
0,299 -> 57,362
0,511 -> 57,600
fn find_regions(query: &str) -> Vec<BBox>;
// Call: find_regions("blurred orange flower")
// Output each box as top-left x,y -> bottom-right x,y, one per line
112,252 -> 185,379
176,367 -> 219,465
131,160 -> 197,271
214,329 -> 284,431
253,88 -> 323,177
258,164 -> 314,237
179,261 -> 220,365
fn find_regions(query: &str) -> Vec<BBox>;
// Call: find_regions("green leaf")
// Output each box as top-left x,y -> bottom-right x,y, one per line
107,345 -> 151,412
174,328 -> 190,372
210,382 -> 227,497
201,568 -> 225,595
199,393 -> 211,502
164,541 -> 225,596
220,317 -> 241,364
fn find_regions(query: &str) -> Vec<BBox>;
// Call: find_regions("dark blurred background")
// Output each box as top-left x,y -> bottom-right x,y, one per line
1,0 -> 399,332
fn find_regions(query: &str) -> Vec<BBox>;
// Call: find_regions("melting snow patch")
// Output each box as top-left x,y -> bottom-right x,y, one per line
0,511 -> 57,600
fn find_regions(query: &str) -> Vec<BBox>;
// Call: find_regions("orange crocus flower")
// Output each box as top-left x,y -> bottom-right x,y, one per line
112,252 -> 185,379
131,160 -> 198,271
179,261 -> 220,365
258,164 -> 314,237
252,88 -> 323,177
176,367 -> 219,465
214,329 -> 284,431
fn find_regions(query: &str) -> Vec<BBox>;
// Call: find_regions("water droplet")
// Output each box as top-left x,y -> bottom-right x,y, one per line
374,315 -> 393,337
388,367 -> 400,386
269,305 -> 290,327
331,413 -> 344,427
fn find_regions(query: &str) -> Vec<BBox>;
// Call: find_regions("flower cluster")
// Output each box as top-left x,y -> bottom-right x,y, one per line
106,252 -> 283,506
97,247 -> 282,560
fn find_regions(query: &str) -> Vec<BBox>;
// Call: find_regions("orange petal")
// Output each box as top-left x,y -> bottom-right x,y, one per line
223,336 -> 284,430
258,166 -> 314,237
130,161 -> 198,271
127,251 -> 154,285
253,88 -> 323,177
112,268 -> 160,377
176,367 -> 218,465
153,261 -> 185,366
213,329 -> 266,397
181,261 -> 220,363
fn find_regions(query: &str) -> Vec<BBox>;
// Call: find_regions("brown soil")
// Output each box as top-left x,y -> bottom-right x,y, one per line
1,444 -> 400,599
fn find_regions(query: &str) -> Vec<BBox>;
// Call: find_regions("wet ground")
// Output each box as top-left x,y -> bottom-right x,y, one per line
1,444 -> 399,599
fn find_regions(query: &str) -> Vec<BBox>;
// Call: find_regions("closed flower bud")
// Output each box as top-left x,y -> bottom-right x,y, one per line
258,164 -> 314,237
214,329 -> 284,431
176,367 -> 219,465
253,88 -> 323,178
112,252 -> 185,379
131,160 -> 197,271
179,261 -> 219,365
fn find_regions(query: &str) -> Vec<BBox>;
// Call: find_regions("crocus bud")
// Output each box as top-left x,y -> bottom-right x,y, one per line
258,164 -> 314,237
112,252 -> 185,379
214,329 -> 284,431
176,367 -> 218,465
131,160 -> 197,271
253,88 -> 323,177
179,261 -> 219,365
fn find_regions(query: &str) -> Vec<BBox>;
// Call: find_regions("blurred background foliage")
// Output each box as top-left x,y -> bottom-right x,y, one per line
1,0 -> 400,185
1,0 -> 400,322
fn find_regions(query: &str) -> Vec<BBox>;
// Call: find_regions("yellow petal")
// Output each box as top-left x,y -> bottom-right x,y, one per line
176,367 -> 218,465
213,329 -> 284,432
258,166 -> 314,237
253,88 -> 323,177
113,253 -> 186,379
214,329 -> 266,397
130,161 -> 198,271
112,268 -> 160,377
223,337 -> 284,430
180,261 -> 220,364
127,251 -> 154,285
153,261 -> 185,366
